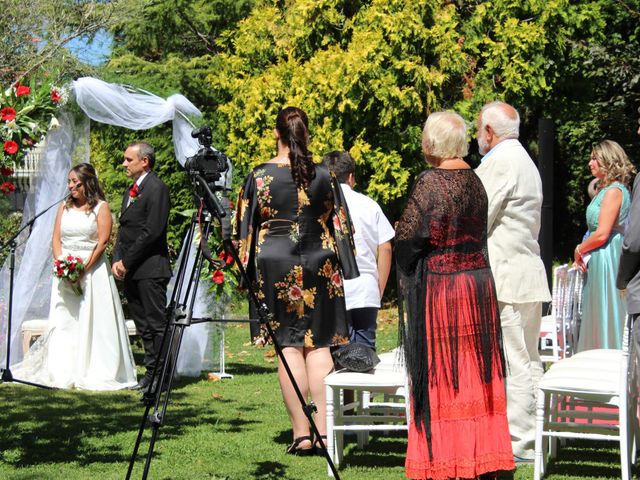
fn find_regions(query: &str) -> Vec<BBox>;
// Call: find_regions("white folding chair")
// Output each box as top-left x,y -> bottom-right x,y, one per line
540,265 -> 568,363
324,357 -> 408,476
534,315 -> 639,480
539,266 -> 584,363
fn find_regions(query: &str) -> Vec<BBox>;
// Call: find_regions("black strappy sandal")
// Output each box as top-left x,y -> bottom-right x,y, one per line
286,435 -> 314,456
313,435 -> 328,455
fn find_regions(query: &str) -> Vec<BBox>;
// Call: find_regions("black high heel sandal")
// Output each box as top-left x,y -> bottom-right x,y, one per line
286,435 -> 314,456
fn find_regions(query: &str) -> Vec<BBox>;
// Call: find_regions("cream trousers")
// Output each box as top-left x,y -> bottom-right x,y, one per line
499,301 -> 544,459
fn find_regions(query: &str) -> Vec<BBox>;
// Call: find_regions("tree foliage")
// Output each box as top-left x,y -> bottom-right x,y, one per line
1,0 -> 127,85
98,0 -> 640,259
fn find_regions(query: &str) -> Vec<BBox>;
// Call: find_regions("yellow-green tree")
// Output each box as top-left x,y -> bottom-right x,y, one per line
102,0 -> 638,258
208,0 -> 603,209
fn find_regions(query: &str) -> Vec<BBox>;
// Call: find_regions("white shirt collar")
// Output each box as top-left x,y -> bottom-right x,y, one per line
480,138 -> 520,163
136,170 -> 150,186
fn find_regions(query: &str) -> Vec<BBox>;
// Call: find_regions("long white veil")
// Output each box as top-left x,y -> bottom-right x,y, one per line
0,77 -> 229,377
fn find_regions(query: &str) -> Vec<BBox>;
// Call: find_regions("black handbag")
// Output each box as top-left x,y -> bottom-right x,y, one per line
332,343 -> 380,373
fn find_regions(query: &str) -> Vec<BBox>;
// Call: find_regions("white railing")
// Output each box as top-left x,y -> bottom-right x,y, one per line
11,144 -> 43,193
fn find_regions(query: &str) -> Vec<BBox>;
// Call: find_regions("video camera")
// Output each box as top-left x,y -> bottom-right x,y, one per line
185,125 -> 230,185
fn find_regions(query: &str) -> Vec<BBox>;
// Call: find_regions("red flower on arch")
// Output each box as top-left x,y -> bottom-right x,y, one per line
0,182 -> 15,195
1,107 -> 16,122
16,85 -> 30,97
4,140 -> 18,155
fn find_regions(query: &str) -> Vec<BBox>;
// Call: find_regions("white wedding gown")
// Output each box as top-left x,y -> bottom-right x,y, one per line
12,202 -> 137,390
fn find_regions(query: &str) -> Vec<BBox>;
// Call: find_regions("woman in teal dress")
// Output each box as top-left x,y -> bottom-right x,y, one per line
575,140 -> 636,351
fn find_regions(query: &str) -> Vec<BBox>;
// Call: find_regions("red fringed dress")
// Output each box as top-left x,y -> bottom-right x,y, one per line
396,169 -> 515,480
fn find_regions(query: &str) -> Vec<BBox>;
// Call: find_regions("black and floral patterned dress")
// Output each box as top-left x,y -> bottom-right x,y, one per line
235,162 -> 357,348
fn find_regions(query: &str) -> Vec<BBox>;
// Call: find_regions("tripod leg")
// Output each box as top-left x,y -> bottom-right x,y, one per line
139,322 -> 187,479
126,403 -> 153,480
142,425 -> 161,480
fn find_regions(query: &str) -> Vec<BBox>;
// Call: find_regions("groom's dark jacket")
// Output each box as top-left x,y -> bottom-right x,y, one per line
113,170 -> 172,280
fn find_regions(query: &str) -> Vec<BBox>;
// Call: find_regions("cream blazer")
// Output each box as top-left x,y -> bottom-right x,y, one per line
475,139 -> 551,304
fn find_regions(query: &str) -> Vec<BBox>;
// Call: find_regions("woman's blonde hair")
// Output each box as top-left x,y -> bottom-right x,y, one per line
591,140 -> 637,187
421,111 -> 468,164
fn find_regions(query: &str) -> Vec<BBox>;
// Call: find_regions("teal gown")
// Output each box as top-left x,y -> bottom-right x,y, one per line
577,182 -> 631,351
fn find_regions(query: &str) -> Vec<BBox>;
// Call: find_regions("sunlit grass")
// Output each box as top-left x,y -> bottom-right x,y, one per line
0,309 -> 634,479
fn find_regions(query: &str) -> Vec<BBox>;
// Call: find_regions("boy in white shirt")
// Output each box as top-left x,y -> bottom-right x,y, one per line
323,151 -> 394,349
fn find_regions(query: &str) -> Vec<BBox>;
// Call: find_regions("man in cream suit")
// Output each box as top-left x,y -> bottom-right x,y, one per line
475,101 -> 551,461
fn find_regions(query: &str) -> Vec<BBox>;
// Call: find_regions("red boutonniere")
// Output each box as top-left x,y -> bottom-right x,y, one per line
129,183 -> 139,203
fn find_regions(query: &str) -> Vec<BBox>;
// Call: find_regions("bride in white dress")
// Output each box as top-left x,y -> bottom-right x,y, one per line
13,163 -> 137,390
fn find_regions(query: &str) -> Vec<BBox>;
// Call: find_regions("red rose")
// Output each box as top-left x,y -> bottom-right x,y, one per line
16,85 -> 30,97
212,270 -> 225,284
66,255 -> 74,261
50,90 -> 61,103
75,257 -> 82,263
3,140 -> 18,155
1,107 -> 16,122
68,263 -> 75,271
1,167 -> 13,177
0,182 -> 15,194
57,268 -> 64,276
129,183 -> 139,198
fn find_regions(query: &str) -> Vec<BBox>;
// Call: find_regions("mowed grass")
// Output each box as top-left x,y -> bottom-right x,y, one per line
0,308 -> 635,479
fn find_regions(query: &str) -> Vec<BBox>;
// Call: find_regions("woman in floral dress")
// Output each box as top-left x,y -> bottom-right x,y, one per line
235,106 -> 356,455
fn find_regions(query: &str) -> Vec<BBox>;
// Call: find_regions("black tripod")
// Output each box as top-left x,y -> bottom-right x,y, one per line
125,176 -> 341,479
0,192 -> 69,389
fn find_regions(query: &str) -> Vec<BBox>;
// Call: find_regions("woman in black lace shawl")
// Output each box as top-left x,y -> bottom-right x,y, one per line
396,112 -> 514,479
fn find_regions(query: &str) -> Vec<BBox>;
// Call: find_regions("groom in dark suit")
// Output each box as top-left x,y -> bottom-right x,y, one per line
112,141 -> 172,391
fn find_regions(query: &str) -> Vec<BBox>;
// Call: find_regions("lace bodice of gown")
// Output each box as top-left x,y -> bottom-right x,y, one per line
395,169 -> 490,276
586,182 -> 631,233
60,202 -> 101,252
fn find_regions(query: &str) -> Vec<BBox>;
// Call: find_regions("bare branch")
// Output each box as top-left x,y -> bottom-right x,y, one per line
176,10 -> 216,54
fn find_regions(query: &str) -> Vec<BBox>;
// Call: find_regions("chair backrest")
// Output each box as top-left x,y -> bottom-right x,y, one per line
622,315 -> 637,407
562,268 -> 584,357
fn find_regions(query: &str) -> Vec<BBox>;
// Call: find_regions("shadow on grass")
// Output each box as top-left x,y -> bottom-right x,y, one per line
252,460 -> 296,480
225,362 -> 275,376
339,433 -> 406,469
541,440 -> 640,478
0,383 -> 258,469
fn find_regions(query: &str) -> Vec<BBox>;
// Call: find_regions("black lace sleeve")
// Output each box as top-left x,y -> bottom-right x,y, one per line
395,171 -> 433,276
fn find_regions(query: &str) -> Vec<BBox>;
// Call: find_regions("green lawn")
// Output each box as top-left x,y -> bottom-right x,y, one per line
0,309 -> 634,479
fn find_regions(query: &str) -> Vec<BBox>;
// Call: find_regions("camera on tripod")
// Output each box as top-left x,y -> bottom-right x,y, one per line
185,125 -> 229,185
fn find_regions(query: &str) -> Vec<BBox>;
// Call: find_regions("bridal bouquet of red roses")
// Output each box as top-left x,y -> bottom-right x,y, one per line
53,255 -> 85,295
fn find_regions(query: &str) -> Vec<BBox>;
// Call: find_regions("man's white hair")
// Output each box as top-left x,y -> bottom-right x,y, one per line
479,101 -> 520,140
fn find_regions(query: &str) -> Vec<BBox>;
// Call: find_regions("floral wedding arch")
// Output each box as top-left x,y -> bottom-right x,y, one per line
0,76 -> 229,376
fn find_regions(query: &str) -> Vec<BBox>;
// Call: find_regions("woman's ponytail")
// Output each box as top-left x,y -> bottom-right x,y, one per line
275,107 -> 315,189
